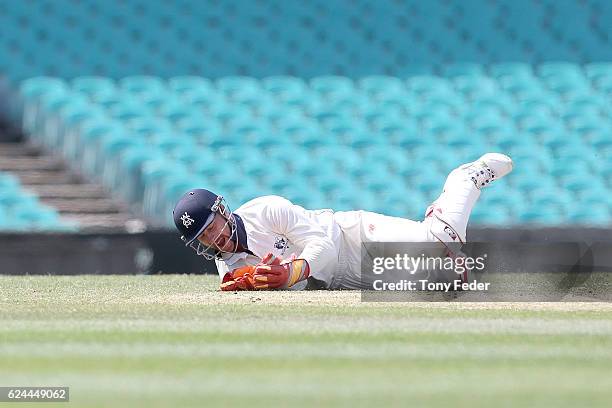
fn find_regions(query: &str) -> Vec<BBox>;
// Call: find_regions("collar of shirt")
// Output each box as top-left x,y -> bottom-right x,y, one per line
231,213 -> 250,252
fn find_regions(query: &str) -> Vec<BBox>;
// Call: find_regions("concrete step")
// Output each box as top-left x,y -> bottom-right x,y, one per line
0,156 -> 65,171
27,184 -> 108,199
0,140 -> 146,231
41,198 -> 127,214
61,214 -> 146,231
0,143 -> 41,156
14,171 -> 82,185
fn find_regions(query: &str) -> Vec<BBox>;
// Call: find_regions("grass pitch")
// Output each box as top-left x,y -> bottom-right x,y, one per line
1,275 -> 612,408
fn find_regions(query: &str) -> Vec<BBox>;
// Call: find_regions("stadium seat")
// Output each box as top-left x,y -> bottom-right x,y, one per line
60,104 -> 107,162
20,77 -> 68,101
471,93 -> 516,116
79,120 -> 127,177
158,100 -> 198,124
453,76 -> 499,99
470,204 -> 512,225
407,76 -> 453,97
71,77 -> 116,98
128,118 -> 175,140
12,206 -> 65,231
537,62 -> 584,81
442,63 -> 486,78
310,76 -> 354,99
168,76 -> 214,95
116,146 -> 165,203
119,76 -> 166,95
262,76 -> 308,98
100,135 -> 144,190
518,208 -> 564,225
357,76 -> 405,98
216,76 -> 261,95
32,91 -> 77,146
489,63 -> 534,79
584,63 -> 612,81
89,91 -> 125,110
19,77 -> 69,133
19,82 -> 69,137
0,174 -> 20,192
142,159 -> 190,218
256,102 -> 303,124
562,176 -> 602,195
180,89 -> 225,112
566,205 -> 611,225
208,102 -> 253,124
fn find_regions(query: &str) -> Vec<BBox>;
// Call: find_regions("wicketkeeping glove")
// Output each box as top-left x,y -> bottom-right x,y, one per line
253,254 -> 310,289
220,253 -> 282,291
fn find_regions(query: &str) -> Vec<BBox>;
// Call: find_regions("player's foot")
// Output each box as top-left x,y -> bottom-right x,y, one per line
424,153 -> 513,217
460,153 -> 513,189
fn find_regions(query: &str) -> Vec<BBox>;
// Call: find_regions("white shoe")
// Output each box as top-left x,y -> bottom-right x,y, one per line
461,153 -> 513,189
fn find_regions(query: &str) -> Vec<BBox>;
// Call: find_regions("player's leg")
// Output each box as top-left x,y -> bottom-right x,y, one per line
333,154 -> 512,289
425,153 -> 513,249
332,210 -> 439,289
347,211 -> 462,289
360,153 -> 512,246
355,153 -> 512,287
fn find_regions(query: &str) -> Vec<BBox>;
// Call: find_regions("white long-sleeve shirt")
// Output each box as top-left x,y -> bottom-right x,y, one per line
215,195 -> 432,289
215,195 -> 343,288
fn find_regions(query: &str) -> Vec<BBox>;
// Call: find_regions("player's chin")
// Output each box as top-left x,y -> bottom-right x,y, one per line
217,237 -> 235,252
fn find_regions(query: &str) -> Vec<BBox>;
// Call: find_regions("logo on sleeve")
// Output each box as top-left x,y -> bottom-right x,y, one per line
181,212 -> 195,228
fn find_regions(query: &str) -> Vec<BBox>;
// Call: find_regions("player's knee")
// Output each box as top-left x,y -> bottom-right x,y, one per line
427,215 -> 465,256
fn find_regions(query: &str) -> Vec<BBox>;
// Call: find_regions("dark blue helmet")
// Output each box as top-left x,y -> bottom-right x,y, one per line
172,188 -> 236,259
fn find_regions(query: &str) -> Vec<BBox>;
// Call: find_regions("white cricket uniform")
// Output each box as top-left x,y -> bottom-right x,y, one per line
215,195 -> 444,290
211,152 -> 506,290
215,163 -> 485,289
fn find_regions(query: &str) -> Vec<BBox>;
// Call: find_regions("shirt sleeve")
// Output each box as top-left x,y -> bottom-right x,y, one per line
215,258 -> 230,280
262,197 -> 338,285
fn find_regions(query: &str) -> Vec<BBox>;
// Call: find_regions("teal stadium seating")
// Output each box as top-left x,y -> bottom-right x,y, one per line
1,1 -> 611,227
0,0 -> 611,81
0,172 -> 76,231
15,65 -> 612,227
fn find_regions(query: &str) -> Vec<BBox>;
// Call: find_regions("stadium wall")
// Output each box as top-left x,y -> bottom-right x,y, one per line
1,227 -> 611,276
0,230 -> 210,275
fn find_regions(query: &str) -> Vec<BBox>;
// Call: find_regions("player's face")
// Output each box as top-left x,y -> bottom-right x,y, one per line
196,213 -> 236,253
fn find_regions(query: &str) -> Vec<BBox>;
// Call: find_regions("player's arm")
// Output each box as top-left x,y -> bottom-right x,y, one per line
253,197 -> 337,289
221,254 -> 318,291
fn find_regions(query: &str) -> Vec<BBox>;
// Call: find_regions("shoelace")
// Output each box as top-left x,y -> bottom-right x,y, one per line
467,161 -> 496,189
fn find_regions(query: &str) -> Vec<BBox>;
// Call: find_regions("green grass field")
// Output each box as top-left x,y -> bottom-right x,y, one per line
1,275 -> 612,408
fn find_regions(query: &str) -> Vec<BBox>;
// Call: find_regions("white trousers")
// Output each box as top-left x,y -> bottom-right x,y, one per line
330,166 -> 481,289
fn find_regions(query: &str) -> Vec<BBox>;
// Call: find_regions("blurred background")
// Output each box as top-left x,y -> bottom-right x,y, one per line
0,0 -> 610,274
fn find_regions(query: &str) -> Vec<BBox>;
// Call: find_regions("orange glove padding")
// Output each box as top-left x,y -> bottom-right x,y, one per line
220,253 -> 282,291
220,266 -> 255,291
253,255 -> 310,289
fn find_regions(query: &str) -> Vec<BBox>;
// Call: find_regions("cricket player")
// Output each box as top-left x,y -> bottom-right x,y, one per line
172,153 -> 513,290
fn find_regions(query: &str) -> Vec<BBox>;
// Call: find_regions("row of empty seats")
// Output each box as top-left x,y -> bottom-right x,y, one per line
0,0 -> 611,80
17,71 -> 612,226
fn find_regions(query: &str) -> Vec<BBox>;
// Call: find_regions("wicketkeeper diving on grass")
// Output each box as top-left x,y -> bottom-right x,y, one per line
172,153 -> 513,290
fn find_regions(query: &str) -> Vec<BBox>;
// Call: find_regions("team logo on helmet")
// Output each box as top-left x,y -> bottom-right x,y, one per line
181,212 -> 195,228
